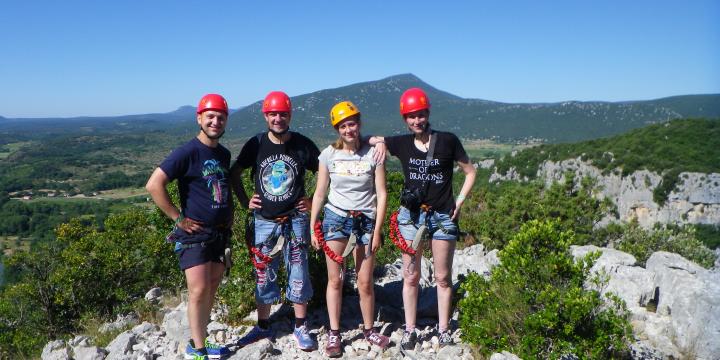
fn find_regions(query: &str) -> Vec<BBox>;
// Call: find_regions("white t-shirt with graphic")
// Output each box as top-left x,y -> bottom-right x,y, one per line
318,144 -> 377,219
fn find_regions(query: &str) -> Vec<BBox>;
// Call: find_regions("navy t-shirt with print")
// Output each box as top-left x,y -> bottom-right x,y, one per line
159,138 -> 232,226
234,132 -> 320,218
386,131 -> 468,213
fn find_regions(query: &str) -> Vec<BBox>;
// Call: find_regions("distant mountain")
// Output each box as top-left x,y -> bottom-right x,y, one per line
229,74 -> 720,143
0,107 -> 199,139
3,74 -> 719,142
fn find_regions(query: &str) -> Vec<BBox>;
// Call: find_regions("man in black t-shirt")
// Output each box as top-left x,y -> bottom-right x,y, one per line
230,91 -> 320,351
369,87 -> 477,350
146,94 -> 232,359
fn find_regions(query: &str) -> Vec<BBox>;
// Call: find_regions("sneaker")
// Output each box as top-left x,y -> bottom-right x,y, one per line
204,338 -> 230,359
184,342 -> 209,360
325,330 -> 342,358
293,324 -> 318,351
236,325 -> 275,347
365,330 -> 390,349
400,329 -> 418,351
438,328 -> 453,346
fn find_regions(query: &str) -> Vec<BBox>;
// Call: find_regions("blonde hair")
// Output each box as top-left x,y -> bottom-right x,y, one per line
331,116 -> 361,150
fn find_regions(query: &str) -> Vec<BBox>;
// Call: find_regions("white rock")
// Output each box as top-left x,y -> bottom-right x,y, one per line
161,302 -> 189,346
344,344 -> 357,356
105,331 -> 136,359
227,338 -> 273,359
645,251 -> 720,359
41,340 -> 70,360
144,287 -> 162,302
72,346 -> 106,360
489,351 -> 521,360
537,158 -> 720,227
132,321 -> 156,335
437,344 -> 466,359
571,245 -> 656,307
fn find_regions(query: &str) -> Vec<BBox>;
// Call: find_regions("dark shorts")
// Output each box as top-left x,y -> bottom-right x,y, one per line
170,227 -> 229,271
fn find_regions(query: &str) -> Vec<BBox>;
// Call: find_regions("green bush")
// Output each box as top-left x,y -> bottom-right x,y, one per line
692,224 -> 720,250
615,222 -> 716,268
0,201 -> 182,357
459,220 -> 631,359
463,176 -> 613,250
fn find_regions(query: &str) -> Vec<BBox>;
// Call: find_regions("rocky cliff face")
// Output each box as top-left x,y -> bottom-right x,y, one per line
571,246 -> 720,360
491,157 -> 720,228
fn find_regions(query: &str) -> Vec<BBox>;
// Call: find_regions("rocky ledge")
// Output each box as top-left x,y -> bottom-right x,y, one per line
489,157 -> 720,228
41,244 -> 719,360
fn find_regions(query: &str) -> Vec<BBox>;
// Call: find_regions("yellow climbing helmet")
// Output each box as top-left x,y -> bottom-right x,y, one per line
330,101 -> 360,127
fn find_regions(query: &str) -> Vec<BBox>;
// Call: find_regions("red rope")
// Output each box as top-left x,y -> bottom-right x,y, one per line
389,211 -> 416,255
246,216 -> 290,270
314,221 -> 344,264
248,246 -> 273,270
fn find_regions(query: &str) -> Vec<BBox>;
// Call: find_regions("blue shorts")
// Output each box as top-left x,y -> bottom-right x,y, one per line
396,206 -> 458,241
252,212 -> 313,304
322,207 -> 374,245
170,227 -> 228,271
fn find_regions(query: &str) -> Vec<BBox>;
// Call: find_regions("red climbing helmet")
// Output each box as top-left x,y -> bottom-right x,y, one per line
262,91 -> 292,114
197,94 -> 228,115
399,87 -> 430,115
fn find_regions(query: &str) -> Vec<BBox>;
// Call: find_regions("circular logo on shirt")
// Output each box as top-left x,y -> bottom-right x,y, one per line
261,159 -> 295,197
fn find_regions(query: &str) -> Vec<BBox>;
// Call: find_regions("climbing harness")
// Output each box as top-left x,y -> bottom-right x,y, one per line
314,210 -> 373,282
245,213 -> 297,272
390,205 -> 450,275
314,210 -> 368,265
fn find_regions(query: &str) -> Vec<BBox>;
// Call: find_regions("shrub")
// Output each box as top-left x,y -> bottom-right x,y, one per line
459,220 -> 631,359
616,222 -> 716,268
464,176 -> 613,250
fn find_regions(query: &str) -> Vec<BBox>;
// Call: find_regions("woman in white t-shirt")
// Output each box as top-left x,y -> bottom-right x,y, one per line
310,101 -> 389,357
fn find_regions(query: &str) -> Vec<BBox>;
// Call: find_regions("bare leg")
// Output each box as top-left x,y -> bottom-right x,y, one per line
206,262 -> 226,313
401,241 -> 424,330
431,239 -> 456,331
355,243 -> 375,330
325,238 -> 348,330
185,262 -> 214,348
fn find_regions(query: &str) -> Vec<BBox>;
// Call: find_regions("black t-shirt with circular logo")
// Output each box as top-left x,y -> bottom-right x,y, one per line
386,131 -> 468,213
234,132 -> 320,218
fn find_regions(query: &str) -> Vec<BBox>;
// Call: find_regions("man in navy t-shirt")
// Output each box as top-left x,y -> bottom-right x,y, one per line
146,94 -> 232,359
230,91 -> 320,351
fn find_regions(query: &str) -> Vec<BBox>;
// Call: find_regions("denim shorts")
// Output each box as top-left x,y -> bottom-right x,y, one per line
252,212 -> 313,304
396,206 -> 458,241
170,227 -> 228,271
322,207 -> 374,245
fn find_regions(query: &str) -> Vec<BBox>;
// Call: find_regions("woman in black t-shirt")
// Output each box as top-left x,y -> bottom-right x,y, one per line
370,87 -> 476,349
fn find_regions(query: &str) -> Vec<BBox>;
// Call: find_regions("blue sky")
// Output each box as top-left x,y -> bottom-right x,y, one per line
1,0 -> 718,117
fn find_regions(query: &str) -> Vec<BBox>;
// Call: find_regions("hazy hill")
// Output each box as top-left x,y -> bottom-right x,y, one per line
2,74 -> 719,143
496,118 -> 720,179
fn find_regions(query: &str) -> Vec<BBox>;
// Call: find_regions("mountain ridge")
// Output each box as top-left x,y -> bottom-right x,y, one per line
2,73 -> 719,143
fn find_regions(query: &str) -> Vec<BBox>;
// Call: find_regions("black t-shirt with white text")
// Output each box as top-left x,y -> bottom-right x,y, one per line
159,138 -> 232,226
234,132 -> 320,218
386,131 -> 468,213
